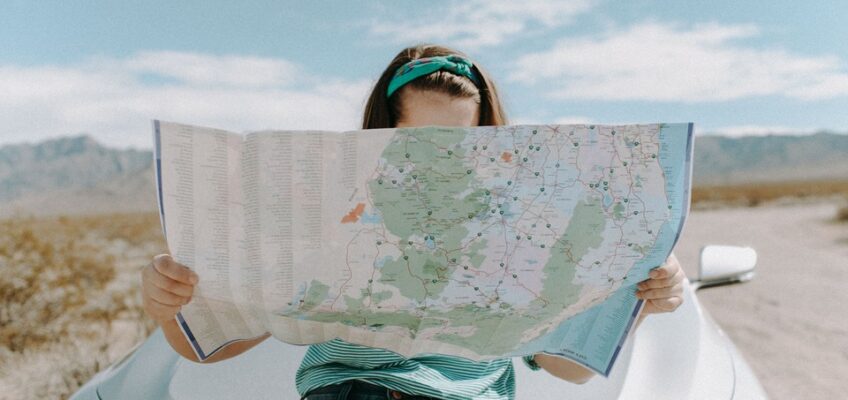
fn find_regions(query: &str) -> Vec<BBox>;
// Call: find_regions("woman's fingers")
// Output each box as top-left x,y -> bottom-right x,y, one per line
141,254 -> 198,323
638,267 -> 684,290
144,265 -> 195,297
153,254 -> 199,285
649,261 -> 674,279
647,253 -> 681,279
637,253 -> 685,314
145,281 -> 191,306
636,284 -> 682,300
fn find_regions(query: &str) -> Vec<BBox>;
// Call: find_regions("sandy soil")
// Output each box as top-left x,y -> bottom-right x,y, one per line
674,200 -> 848,399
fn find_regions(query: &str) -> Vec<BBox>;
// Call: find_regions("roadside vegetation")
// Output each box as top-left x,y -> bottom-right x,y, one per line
691,180 -> 848,208
0,213 -> 163,399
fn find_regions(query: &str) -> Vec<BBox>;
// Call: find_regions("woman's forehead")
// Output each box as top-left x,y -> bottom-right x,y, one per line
396,88 -> 480,128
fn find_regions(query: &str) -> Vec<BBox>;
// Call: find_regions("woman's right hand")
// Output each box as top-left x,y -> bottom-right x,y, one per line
141,254 -> 198,324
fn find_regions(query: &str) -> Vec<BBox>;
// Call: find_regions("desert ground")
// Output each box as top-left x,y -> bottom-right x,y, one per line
0,214 -> 163,399
1,198 -> 846,399
675,199 -> 848,399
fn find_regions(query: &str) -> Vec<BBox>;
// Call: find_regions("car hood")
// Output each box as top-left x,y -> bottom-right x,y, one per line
515,282 -> 736,399
76,282 -> 737,400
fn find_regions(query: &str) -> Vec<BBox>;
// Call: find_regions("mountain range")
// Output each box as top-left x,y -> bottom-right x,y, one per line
0,136 -> 155,217
1,132 -> 846,217
692,132 -> 848,185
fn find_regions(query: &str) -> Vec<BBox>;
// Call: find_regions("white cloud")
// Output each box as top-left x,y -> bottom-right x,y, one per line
511,21 -> 848,101
552,116 -> 595,125
511,115 -> 595,125
126,51 -> 301,88
368,0 -> 595,48
700,125 -> 818,137
0,51 -> 372,149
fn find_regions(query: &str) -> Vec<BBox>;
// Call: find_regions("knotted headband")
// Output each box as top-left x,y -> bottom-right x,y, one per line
386,55 -> 482,97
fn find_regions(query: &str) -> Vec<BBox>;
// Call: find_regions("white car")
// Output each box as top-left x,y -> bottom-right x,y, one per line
70,245 -> 768,400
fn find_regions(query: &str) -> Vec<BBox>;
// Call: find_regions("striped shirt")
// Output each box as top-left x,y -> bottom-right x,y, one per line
296,339 -> 542,400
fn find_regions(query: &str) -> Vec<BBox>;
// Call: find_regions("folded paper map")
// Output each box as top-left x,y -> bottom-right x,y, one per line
152,121 -> 693,376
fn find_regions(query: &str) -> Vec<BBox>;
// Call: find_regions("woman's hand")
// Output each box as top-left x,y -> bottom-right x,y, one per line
635,253 -> 685,314
141,254 -> 198,324
141,254 -> 269,363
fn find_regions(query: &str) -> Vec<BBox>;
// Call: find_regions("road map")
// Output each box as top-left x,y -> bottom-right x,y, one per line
153,121 -> 693,376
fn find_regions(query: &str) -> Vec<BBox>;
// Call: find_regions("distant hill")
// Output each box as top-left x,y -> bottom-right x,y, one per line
693,132 -> 848,185
0,135 -> 156,217
0,132 -> 846,216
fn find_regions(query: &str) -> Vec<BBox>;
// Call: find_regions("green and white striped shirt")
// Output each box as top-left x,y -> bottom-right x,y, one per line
296,339 -> 541,400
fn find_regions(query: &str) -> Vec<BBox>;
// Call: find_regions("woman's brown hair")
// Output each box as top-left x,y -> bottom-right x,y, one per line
362,44 -> 508,129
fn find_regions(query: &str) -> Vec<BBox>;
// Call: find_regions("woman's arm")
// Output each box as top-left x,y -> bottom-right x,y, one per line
143,254 -> 270,363
159,318 -> 271,363
530,253 -> 686,384
531,354 -> 597,384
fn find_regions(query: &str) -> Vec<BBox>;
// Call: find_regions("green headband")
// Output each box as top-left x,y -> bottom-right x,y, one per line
386,55 -> 481,97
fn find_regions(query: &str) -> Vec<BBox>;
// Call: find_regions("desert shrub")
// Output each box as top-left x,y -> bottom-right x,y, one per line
0,213 -> 164,398
0,220 -> 116,351
0,337 -> 111,400
837,205 -> 848,222
692,180 -> 848,208
70,212 -> 164,247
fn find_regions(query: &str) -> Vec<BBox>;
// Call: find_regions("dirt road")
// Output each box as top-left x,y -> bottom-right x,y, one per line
675,200 -> 848,399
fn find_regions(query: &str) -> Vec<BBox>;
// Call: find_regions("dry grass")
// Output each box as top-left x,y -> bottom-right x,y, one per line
836,205 -> 848,223
691,180 -> 848,208
0,212 -> 165,400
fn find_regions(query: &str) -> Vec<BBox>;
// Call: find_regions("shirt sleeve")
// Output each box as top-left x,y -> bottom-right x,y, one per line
520,354 -> 542,371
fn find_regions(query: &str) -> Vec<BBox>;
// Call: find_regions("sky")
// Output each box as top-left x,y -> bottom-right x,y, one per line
2,0 -> 847,149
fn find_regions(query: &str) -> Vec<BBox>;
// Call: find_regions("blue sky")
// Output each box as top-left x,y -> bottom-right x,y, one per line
2,1 -> 847,149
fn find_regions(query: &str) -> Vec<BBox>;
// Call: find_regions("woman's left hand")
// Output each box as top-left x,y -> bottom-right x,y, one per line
635,253 -> 685,314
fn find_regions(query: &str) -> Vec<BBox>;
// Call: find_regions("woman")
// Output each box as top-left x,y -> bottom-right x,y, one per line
141,44 -> 686,400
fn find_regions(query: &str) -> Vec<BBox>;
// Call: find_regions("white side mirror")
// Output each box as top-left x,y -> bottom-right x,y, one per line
693,245 -> 757,291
